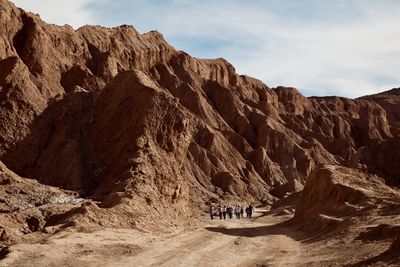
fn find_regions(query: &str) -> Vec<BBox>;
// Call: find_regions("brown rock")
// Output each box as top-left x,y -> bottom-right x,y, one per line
0,245 -> 9,260
360,136 -> 400,186
294,165 -> 400,232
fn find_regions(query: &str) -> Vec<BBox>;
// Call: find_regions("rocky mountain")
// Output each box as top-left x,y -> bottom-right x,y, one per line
294,165 -> 400,232
0,0 -> 399,225
293,165 -> 400,265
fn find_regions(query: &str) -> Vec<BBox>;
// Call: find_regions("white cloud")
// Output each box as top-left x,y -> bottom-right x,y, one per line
12,0 -> 99,28
238,14 -> 400,98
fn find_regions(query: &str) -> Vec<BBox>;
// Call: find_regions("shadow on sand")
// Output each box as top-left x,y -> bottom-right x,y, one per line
205,214 -> 334,244
205,219 -> 305,241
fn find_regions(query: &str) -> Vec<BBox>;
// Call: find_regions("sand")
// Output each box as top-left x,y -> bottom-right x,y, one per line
1,210 -> 305,267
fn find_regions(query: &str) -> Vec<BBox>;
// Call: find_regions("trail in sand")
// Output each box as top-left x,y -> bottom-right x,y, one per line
1,210 -> 305,267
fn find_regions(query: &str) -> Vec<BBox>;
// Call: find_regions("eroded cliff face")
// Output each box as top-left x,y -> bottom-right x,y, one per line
294,165 -> 400,231
0,0 -> 399,218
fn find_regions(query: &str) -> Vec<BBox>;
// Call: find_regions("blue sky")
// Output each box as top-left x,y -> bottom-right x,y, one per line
13,0 -> 400,98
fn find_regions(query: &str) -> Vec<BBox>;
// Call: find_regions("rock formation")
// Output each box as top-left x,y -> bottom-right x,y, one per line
294,165 -> 400,232
0,160 -> 83,244
0,0 -> 400,228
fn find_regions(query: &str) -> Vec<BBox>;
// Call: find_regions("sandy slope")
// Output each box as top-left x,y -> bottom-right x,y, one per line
1,210 -> 308,267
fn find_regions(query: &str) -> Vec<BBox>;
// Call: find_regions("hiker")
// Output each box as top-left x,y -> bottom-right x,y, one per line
240,206 -> 244,218
219,206 -> 223,220
223,205 -> 227,220
248,204 -> 254,219
209,205 -> 214,220
235,206 -> 241,219
227,206 -> 233,219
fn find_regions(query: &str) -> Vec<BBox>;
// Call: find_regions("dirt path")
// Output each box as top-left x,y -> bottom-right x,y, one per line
1,210 -> 307,267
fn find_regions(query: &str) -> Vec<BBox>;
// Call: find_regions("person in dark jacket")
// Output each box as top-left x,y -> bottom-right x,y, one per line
209,205 -> 214,220
248,205 -> 254,219
227,206 -> 233,219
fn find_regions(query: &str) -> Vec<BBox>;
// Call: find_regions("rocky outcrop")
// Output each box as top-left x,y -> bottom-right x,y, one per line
352,232 -> 400,266
359,137 -> 400,186
0,0 -> 400,221
91,69 -> 195,217
294,165 -> 400,232
0,160 -> 85,244
360,88 -> 400,135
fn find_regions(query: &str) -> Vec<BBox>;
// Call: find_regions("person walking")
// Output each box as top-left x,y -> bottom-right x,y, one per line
223,205 -> 227,220
209,205 -> 214,220
248,204 -> 254,219
240,206 -> 244,218
227,206 -> 233,219
219,206 -> 223,220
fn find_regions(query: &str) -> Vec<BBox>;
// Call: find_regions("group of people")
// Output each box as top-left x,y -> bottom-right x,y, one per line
208,204 -> 254,220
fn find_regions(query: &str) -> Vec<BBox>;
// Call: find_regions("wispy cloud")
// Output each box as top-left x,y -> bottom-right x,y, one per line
12,0 -> 400,98
12,0 -> 101,28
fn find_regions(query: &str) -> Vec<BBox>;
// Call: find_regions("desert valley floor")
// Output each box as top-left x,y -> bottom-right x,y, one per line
2,209 -> 398,267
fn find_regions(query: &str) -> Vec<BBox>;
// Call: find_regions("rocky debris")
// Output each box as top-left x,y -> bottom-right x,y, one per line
0,160 -> 88,244
357,224 -> 400,241
26,216 -> 41,232
0,228 -> 7,242
387,235 -> 400,260
0,245 -> 9,260
294,165 -> 400,233
351,234 -> 400,266
359,137 -> 400,186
